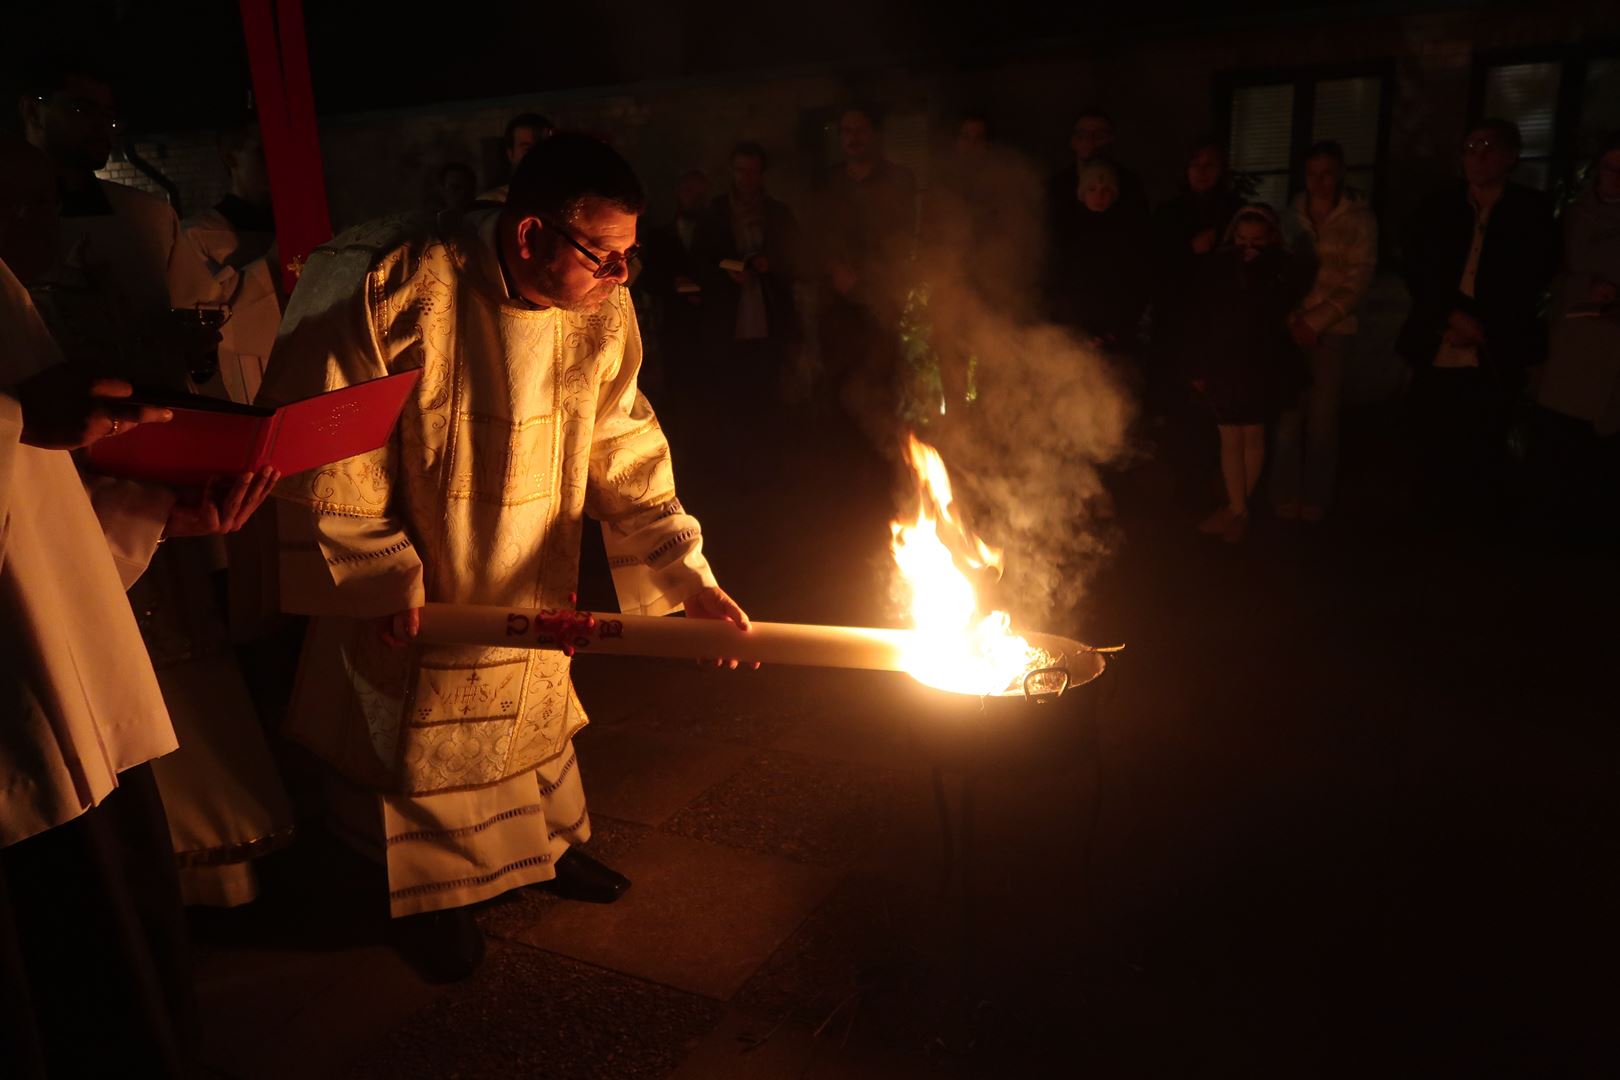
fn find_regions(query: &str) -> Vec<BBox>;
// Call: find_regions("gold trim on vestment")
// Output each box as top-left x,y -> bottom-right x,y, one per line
414,656 -> 528,672
387,852 -> 553,901
536,750 -> 578,797
457,410 -> 556,431
546,807 -> 589,842
406,711 -> 521,729
282,496 -> 390,518
385,803 -> 543,846
327,538 -> 414,565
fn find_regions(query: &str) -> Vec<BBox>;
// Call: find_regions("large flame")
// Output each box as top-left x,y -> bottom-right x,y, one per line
892,433 -> 1033,696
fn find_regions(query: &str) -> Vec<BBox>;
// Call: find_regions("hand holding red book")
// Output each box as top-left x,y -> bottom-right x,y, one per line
87,370 -> 420,486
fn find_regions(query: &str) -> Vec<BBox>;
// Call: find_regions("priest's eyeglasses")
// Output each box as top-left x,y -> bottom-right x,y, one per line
543,217 -> 639,280
37,95 -> 119,129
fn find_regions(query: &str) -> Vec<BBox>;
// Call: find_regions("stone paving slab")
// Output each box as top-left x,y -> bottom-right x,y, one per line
351,940 -> 724,1080
197,943 -> 441,1080
516,832 -> 839,1000
767,670 -> 925,770
573,656 -> 810,747
662,750 -> 910,868
666,1007 -> 941,1080
475,814 -> 656,941
573,728 -> 756,827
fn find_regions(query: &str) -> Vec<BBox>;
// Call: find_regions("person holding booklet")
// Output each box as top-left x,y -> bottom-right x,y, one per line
15,55 -> 298,911
261,132 -> 753,981
0,134 -> 277,1075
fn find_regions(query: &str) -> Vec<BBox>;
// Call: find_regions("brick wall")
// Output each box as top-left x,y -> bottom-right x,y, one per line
96,137 -> 229,222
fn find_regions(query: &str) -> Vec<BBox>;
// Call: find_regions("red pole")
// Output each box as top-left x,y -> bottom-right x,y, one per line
239,0 -> 332,294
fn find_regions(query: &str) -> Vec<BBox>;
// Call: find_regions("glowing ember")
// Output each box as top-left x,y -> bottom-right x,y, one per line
892,434 -> 1034,696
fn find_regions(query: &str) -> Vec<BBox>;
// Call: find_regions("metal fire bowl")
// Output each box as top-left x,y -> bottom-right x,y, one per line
899,631 -> 1108,776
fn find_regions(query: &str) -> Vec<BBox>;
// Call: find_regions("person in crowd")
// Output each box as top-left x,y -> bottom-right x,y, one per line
1188,205 -> 1310,543
916,111 -> 1010,425
1048,109 -> 1149,233
260,133 -> 753,982
1047,159 -> 1152,361
1271,141 -> 1378,523
692,141 -> 801,433
810,103 -> 918,446
1397,118 -> 1559,520
1528,131 -> 1620,541
183,120 -> 281,404
24,58 -> 292,910
477,111 -> 556,204
436,161 -> 478,215
19,53 -> 221,387
1151,139 -> 1246,497
633,168 -> 710,406
0,136 -> 274,1079
1152,139 -> 1245,373
167,119 -> 299,908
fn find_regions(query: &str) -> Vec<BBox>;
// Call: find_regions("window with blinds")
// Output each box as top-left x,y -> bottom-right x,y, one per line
1312,76 -> 1382,200
1229,83 -> 1294,210
1470,50 -> 1620,191
1579,59 -> 1620,163
1225,70 -> 1386,210
1482,61 -> 1561,190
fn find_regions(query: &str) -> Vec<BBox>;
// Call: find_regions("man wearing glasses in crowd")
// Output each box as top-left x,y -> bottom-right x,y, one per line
1398,117 -> 1559,520
263,132 -> 752,981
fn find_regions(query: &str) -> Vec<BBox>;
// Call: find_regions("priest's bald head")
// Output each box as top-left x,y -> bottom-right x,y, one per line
499,132 -> 645,313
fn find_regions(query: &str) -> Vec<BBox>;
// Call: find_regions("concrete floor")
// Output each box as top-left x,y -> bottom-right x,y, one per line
190,396 -> 1618,1078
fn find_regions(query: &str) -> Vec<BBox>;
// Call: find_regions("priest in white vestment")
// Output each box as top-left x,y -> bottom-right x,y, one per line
22,70 -> 295,908
263,132 -> 750,980
2,119 -> 286,1067
0,248 -> 187,1078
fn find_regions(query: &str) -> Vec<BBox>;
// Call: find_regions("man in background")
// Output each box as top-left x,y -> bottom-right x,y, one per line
477,111 -> 556,205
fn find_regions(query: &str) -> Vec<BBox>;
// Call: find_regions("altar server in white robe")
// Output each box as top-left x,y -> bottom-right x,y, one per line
262,132 -> 751,981
0,130 -> 282,1076
22,65 -> 294,908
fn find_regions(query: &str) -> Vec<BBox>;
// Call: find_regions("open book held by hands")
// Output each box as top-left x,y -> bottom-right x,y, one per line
87,370 -> 421,486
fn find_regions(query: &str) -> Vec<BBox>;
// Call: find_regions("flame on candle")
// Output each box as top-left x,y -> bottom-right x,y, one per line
891,433 -> 1032,696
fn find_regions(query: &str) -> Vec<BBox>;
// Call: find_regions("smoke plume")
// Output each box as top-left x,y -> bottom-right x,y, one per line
895,141 -> 1139,627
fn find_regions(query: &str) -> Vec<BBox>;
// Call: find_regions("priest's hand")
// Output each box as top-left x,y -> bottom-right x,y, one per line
685,585 -> 759,671
376,607 -> 422,649
164,468 -> 281,538
15,367 -> 173,450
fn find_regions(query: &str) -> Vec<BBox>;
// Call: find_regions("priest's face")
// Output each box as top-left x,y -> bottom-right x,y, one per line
509,197 -> 638,312
26,75 -> 118,173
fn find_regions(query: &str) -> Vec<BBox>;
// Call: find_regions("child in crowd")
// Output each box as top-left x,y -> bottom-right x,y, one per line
1188,204 -> 1310,542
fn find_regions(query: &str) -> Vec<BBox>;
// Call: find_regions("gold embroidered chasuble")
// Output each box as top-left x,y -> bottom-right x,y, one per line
264,210 -> 715,795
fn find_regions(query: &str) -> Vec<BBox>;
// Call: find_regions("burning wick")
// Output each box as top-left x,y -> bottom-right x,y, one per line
891,434 -> 1035,697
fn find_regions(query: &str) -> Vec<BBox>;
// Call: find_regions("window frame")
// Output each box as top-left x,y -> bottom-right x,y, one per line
1215,60 -> 1396,214
1468,41 -> 1620,192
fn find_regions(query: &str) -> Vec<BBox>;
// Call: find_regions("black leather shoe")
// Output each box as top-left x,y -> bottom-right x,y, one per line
390,906 -> 485,983
542,848 -> 631,904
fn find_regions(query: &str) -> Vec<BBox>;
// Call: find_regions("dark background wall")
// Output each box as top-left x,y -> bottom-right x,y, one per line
30,1 -> 1607,227
10,1 -> 1617,402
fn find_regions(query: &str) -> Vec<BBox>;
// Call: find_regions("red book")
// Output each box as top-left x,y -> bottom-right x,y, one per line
87,370 -> 421,486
